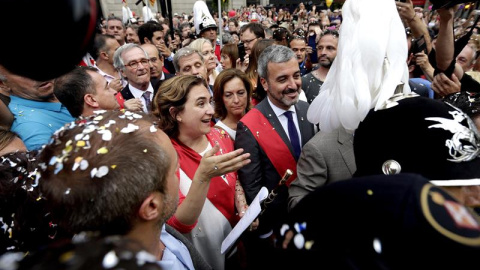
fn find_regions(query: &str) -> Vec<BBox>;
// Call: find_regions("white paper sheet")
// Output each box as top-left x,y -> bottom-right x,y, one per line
221,186 -> 269,254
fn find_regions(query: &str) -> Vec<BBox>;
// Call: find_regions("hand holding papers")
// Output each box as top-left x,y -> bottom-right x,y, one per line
221,187 -> 269,254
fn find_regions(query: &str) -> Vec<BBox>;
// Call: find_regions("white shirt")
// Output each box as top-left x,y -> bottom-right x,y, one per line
267,97 -> 302,146
96,66 -> 128,88
128,83 -> 154,113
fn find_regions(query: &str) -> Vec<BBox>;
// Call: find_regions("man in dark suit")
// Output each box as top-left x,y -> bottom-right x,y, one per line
236,44 -> 315,207
235,45 -> 315,269
113,43 -> 155,113
141,44 -> 175,91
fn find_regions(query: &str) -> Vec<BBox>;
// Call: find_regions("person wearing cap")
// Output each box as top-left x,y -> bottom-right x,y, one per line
194,1 -> 221,61
280,173 -> 480,269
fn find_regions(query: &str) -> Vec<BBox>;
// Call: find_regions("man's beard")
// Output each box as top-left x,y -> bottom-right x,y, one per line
158,193 -> 179,225
319,58 -> 333,68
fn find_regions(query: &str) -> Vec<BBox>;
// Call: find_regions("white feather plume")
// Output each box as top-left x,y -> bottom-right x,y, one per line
122,6 -> 133,25
307,0 -> 411,132
193,1 -> 216,35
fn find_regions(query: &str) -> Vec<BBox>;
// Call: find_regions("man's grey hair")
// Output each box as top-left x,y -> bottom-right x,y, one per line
257,45 -> 295,79
172,47 -> 204,73
113,43 -> 149,71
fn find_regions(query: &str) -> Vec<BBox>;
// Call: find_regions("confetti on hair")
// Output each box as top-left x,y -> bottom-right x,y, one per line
120,123 -> 139,133
97,147 -> 109,155
65,188 -> 71,195
76,141 -> 86,147
111,165 -> 117,169
143,149 -> 148,153
99,129 -> 112,141
54,163 -> 63,175
80,160 -> 89,170
96,166 -> 109,178
150,125 -> 157,133
72,157 -> 83,171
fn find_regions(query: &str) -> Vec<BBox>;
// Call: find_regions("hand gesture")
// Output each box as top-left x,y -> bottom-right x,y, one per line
123,98 -> 143,111
195,144 -> 251,182
396,0 -> 415,22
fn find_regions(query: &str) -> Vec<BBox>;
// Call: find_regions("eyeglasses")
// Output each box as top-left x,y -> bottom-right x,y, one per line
242,37 -> 258,45
125,59 -> 150,69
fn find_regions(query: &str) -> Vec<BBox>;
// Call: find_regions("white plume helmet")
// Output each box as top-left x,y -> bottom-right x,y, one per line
193,0 -> 217,35
122,5 -> 133,25
307,0 -> 411,132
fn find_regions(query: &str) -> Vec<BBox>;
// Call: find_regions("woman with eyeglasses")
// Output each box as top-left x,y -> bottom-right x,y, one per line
188,38 -> 219,87
213,69 -> 252,140
153,75 -> 252,270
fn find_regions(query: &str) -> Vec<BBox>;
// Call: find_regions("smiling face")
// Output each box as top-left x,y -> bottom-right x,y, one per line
177,85 -> 214,139
120,47 -> 151,90
222,77 -> 248,118
261,57 -> 301,110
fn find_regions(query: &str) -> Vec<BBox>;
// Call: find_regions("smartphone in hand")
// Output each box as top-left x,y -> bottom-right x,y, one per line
238,43 -> 246,62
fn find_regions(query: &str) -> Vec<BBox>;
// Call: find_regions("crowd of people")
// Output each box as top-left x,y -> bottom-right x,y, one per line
1,0 -> 480,269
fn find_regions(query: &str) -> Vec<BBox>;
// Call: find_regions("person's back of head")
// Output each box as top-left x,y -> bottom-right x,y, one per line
15,235 -> 163,270
38,110 -> 172,236
91,34 -> 117,61
0,150 -> 57,255
138,21 -> 164,44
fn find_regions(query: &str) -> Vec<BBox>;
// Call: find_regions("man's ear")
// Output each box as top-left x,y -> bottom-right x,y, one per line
84,93 -> 99,108
144,37 -> 152,44
260,77 -> 268,92
138,193 -> 161,221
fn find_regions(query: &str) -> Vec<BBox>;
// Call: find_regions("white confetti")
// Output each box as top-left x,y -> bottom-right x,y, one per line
102,251 -> 119,269
150,125 -> 157,133
120,123 -> 139,133
80,160 -> 89,170
95,166 -> 109,178
293,233 -> 305,249
101,130 -> 112,141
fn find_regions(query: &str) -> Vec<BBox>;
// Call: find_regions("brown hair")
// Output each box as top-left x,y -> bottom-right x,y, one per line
220,44 -> 239,68
152,75 -> 208,138
0,127 -> 18,154
213,69 -> 252,120
38,110 -> 170,236
245,39 -> 275,84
